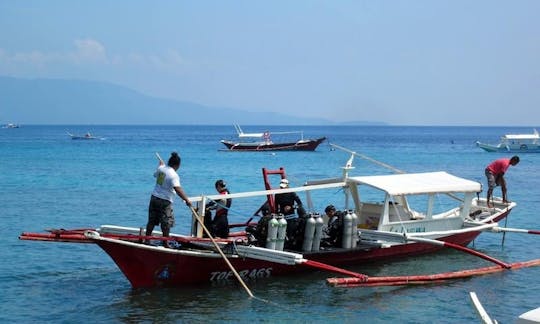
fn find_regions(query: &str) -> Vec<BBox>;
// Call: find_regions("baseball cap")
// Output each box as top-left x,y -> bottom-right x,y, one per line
279,178 -> 289,188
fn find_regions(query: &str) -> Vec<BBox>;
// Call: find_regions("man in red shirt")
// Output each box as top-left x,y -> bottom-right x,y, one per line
485,156 -> 520,207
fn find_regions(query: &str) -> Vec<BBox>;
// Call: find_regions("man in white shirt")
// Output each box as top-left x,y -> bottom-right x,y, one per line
146,152 -> 191,247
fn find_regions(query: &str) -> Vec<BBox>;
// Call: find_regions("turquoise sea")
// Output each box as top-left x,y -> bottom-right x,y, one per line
1,125 -> 539,323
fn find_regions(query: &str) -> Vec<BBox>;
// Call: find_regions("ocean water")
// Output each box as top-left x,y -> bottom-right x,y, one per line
1,125 -> 539,323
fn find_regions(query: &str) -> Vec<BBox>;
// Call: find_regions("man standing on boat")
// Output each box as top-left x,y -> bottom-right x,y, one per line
485,155 -> 520,208
146,152 -> 191,247
275,179 -> 305,217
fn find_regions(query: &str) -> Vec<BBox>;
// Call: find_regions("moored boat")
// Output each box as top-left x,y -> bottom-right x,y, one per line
67,131 -> 104,140
476,129 -> 540,153
220,124 -> 326,151
19,150 -> 517,289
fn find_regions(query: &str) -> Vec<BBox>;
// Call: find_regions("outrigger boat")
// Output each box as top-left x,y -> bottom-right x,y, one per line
220,124 -> 326,151
67,131 -> 104,140
20,146 -> 535,289
476,129 -> 540,153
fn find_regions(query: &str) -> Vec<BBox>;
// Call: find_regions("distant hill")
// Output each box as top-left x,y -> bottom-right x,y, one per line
0,76 -> 386,125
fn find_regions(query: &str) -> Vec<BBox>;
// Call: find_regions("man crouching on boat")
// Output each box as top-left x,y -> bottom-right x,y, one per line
146,152 -> 191,247
485,155 -> 519,208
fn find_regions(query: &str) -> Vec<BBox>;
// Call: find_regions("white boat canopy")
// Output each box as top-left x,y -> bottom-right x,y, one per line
347,171 -> 481,196
503,130 -> 539,140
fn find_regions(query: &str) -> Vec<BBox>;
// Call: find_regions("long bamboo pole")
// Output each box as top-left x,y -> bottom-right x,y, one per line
189,206 -> 254,298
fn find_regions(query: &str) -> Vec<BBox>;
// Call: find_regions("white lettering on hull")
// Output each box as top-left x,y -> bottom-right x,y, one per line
209,267 -> 273,281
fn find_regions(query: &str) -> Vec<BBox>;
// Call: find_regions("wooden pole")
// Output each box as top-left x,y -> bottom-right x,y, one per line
189,206 -> 254,298
327,259 -> 540,287
406,236 -> 511,268
301,259 -> 368,280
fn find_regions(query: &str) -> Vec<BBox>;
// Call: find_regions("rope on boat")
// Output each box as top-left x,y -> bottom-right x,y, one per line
330,143 -> 466,203
330,143 -> 405,174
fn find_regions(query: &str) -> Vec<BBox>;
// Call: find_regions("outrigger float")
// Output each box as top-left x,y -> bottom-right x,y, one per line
19,145 -> 540,292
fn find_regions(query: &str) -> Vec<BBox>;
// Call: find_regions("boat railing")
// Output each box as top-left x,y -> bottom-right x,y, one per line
187,181 -> 348,203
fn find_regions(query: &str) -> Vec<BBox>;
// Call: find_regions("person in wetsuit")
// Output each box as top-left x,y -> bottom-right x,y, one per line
204,179 -> 231,238
274,178 -> 305,217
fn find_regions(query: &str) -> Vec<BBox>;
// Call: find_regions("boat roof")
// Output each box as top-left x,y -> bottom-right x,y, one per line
190,171 -> 480,203
502,129 -> 539,140
503,134 -> 539,140
347,171 -> 481,195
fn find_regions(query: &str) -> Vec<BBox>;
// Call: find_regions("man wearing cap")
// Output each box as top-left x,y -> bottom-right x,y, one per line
275,178 -> 304,217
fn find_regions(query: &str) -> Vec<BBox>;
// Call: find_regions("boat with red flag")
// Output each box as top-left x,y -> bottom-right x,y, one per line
20,145 -> 535,289
220,124 -> 326,151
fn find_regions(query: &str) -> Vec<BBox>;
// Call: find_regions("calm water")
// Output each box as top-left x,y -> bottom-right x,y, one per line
1,125 -> 539,323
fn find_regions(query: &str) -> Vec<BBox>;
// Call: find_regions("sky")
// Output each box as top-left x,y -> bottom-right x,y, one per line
1,1 -> 539,126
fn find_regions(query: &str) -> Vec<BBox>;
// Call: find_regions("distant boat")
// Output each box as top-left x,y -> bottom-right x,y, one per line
67,131 -> 103,140
220,124 -> 326,151
476,129 -> 540,153
2,123 -> 20,128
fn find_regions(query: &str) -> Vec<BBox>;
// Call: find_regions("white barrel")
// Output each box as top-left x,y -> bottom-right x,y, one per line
342,212 -> 353,249
266,216 -> 279,250
350,211 -> 358,248
302,216 -> 316,252
312,214 -> 324,251
275,215 -> 287,251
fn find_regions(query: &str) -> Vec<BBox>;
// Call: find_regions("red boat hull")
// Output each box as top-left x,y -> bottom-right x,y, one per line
19,203 -> 514,288
221,137 -> 326,151
96,230 -> 482,288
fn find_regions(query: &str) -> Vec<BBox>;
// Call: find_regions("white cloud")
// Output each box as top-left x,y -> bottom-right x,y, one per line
72,39 -> 107,63
0,38 -> 108,66
0,40 -> 190,72
125,49 -> 190,71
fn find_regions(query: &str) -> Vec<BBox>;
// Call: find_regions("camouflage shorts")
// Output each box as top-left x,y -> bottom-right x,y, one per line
148,195 -> 175,229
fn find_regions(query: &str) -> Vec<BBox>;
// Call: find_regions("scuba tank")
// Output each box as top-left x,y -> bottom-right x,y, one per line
302,215 -> 316,252
266,216 -> 279,250
275,215 -> 287,251
350,211 -> 358,248
342,212 -> 353,249
312,214 -> 324,251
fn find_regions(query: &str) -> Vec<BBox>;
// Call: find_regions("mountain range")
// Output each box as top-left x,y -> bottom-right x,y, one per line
0,76 -> 385,125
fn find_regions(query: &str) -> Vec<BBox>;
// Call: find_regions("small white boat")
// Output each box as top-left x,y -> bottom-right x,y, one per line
2,123 -> 20,128
67,131 -> 104,140
476,129 -> 540,153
